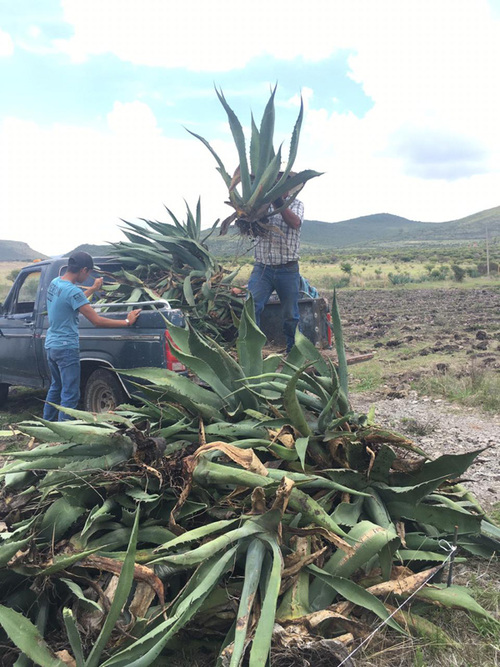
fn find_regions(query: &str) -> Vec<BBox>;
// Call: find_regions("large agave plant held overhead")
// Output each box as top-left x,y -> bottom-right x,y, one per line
187,86 -> 323,236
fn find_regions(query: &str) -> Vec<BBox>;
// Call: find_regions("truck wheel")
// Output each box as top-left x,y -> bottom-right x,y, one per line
0,383 -> 9,407
83,368 -> 127,413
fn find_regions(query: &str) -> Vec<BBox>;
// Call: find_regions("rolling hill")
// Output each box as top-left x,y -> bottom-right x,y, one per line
0,240 -> 48,262
208,206 -> 500,255
2,206 -> 498,262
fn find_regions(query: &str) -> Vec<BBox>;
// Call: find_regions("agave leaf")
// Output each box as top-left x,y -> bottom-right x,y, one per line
230,538 -> 266,667
62,608 -> 85,667
283,365 -> 313,437
215,87 -> 251,199
0,537 -> 32,568
276,536 -> 311,621
396,550 -> 466,563
391,449 -> 485,487
262,169 -> 322,206
249,113 -> 260,177
164,338 -> 236,410
12,547 -> 102,577
150,521 -> 264,567
248,536 -> 282,667
288,330 -> 331,377
253,85 -> 276,186
246,147 -> 282,210
0,605 -> 65,667
85,507 -> 140,667
279,96 -> 304,184
310,521 -> 399,610
185,128 -> 233,189
60,579 -> 103,613
363,488 -> 393,530
118,368 -> 223,409
38,496 -> 87,545
154,519 -> 239,552
331,289 -> 349,399
236,297 -> 266,378
45,406 -> 135,429
101,546 -> 238,667
331,496 -> 365,527
308,566 -> 405,633
388,501 -> 483,534
22,419 -> 134,448
413,585 -> 499,622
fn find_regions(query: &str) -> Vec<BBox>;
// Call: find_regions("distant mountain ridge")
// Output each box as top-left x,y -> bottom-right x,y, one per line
0,240 -> 48,261
300,206 -> 500,248
209,205 -> 500,255
1,206 -> 498,261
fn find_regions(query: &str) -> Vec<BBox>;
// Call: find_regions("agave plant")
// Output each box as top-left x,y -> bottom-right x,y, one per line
97,199 -> 243,340
0,297 -> 498,666
188,86 -> 323,236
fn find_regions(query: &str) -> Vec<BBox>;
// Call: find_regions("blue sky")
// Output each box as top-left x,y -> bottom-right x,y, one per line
0,0 -> 499,255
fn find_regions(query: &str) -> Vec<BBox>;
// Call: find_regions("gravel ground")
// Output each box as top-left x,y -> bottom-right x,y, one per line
352,390 -> 500,512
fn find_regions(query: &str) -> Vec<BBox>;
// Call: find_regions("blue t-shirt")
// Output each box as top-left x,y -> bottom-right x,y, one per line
45,277 -> 89,349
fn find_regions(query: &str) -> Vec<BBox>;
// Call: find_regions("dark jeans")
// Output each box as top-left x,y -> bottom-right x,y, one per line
247,262 -> 300,352
43,347 -> 81,421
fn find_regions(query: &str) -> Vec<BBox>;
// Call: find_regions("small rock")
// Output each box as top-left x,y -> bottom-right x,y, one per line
476,330 -> 488,340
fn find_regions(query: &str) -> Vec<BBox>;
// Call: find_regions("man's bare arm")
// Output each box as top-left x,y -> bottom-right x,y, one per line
79,304 -> 141,328
280,206 -> 301,229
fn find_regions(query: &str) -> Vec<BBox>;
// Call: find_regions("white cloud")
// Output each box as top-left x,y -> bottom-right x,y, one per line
0,28 -> 14,57
0,104 -> 234,255
2,0 -> 500,251
54,0 -> 355,68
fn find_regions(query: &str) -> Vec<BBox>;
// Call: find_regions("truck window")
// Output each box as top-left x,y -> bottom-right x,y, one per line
59,263 -> 122,288
10,271 -> 41,316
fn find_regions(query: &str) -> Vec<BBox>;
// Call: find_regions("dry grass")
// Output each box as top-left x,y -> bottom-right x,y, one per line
0,261 -> 26,301
354,559 -> 500,667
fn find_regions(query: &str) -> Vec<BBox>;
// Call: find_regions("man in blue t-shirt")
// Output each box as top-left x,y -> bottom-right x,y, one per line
43,251 -> 141,421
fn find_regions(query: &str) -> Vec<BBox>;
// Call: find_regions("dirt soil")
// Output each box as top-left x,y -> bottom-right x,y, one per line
332,286 -> 500,512
335,286 -> 500,369
352,391 -> 500,512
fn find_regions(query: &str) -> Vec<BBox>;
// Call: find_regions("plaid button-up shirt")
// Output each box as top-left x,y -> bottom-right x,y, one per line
253,199 -> 304,265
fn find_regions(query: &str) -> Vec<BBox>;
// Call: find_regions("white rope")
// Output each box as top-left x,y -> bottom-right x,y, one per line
337,542 -> 458,667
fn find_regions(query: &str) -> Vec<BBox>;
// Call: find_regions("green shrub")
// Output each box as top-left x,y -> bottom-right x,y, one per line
451,264 -> 466,282
388,272 -> 413,285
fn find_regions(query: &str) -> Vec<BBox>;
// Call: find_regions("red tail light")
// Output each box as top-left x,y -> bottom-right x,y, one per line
165,331 -> 186,372
326,312 -> 333,348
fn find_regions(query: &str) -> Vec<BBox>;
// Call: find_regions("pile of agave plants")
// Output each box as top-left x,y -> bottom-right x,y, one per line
0,88 -> 499,666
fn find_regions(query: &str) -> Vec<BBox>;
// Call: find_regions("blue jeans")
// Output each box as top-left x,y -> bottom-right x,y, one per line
247,262 -> 300,352
43,347 -> 81,421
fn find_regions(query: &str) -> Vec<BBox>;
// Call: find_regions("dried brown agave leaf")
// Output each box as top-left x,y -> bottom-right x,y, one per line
366,565 -> 441,598
194,441 -> 269,477
80,555 -> 165,606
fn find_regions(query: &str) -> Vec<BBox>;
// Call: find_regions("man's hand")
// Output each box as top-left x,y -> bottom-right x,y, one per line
126,309 -> 141,325
273,196 -> 285,209
83,277 -> 104,298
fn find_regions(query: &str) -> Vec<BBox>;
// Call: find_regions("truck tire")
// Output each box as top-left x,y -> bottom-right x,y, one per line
82,368 -> 127,413
0,383 -> 8,407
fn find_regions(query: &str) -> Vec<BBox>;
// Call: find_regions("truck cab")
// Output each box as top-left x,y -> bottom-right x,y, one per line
0,258 -> 185,412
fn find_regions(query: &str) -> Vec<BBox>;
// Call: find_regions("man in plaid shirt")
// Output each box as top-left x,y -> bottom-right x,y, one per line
247,194 -> 304,353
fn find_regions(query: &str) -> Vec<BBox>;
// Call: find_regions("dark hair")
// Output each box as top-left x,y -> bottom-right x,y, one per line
68,251 -> 94,272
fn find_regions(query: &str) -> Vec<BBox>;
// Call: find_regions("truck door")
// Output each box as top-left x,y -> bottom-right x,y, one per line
0,267 -> 44,386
